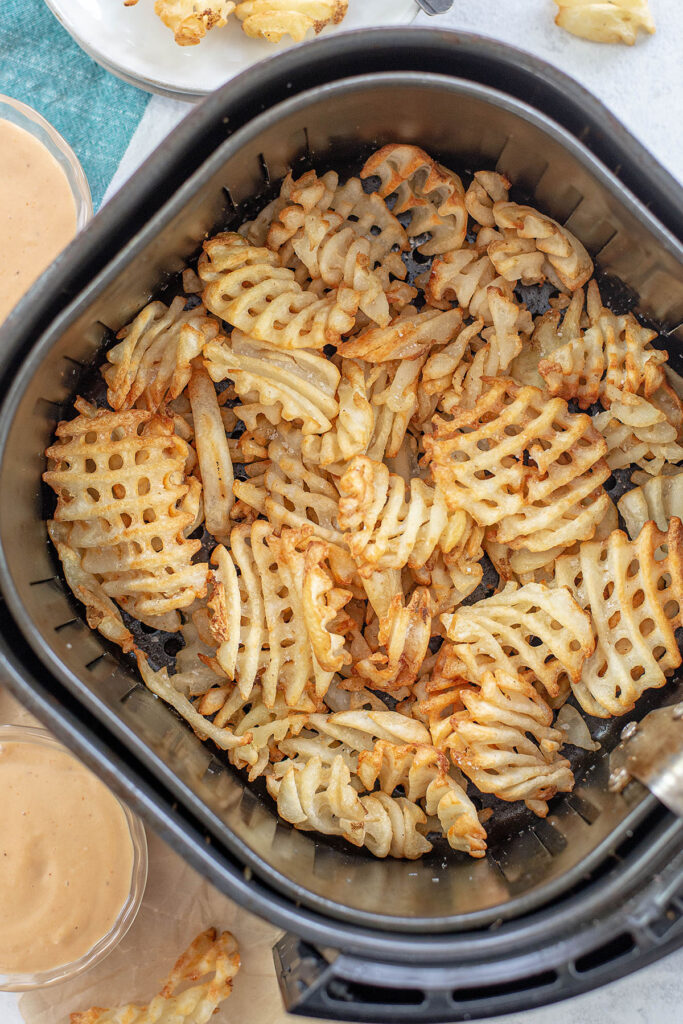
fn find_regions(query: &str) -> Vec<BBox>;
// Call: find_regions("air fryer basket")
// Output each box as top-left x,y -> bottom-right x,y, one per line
0,32 -> 682,1022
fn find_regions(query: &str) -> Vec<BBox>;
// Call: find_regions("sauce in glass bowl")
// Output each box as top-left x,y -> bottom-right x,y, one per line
0,97 -> 92,325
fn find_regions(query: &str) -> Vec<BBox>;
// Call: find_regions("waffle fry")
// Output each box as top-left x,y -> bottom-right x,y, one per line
618,470 -> 683,537
301,358 -> 375,471
442,581 -> 595,698
425,249 -> 524,326
70,928 -> 240,1023
188,364 -> 234,543
204,330 -> 340,434
465,171 -> 511,228
103,297 -> 221,411
234,435 -> 344,546
338,455 -> 456,574
354,588 -> 432,691
553,520 -> 683,717
449,670 -> 575,817
208,524 -> 349,707
340,307 -> 462,362
491,201 -> 593,292
44,401 -> 208,630
594,385 -> 683,475
538,282 -> 666,408
357,741 -> 487,856
425,379 -> 610,558
554,0 -> 655,45
235,0 -> 347,42
199,232 -> 359,349
361,144 -> 468,255
152,0 -> 235,44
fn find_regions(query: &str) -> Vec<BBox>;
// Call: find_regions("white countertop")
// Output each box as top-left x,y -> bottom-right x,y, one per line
3,2 -> 682,1022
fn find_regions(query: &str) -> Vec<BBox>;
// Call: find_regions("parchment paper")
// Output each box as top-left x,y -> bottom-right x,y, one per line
0,685 -> 322,1024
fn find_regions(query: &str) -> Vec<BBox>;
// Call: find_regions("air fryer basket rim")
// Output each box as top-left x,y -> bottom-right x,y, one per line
0,42 -> 682,1021
1,68 -> 681,934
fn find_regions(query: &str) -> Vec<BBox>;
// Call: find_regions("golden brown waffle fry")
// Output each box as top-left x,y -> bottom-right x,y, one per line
449,669 -> 574,817
199,232 -> 359,349
102,297 -> 221,411
553,520 -> 683,717
354,588 -> 432,691
44,401 -> 208,630
425,249 -> 524,326
491,201 -> 593,291
366,358 -> 426,461
267,754 -> 433,858
425,379 -> 610,557
618,470 -> 683,537
70,927 -> 240,1023
152,0 -> 235,44
339,307 -> 462,362
554,0 -> 655,44
361,144 -> 468,255
188,364 -> 234,543
442,581 -> 595,698
235,0 -> 348,43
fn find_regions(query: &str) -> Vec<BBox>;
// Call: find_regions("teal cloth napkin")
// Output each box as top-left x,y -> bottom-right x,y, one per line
0,0 -> 150,209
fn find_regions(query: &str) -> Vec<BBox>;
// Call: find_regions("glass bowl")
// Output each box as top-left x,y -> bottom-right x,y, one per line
0,95 -> 92,231
0,725 -> 147,991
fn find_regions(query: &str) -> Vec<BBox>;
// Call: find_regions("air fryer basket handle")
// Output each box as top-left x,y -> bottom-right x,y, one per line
275,935 -> 468,1023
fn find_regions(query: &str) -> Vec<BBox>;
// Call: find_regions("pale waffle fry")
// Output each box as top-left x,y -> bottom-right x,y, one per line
44,401 -> 208,632
70,928 -> 240,1024
554,0 -> 655,45
103,296 -> 221,411
449,669 -> 575,817
361,144 -> 468,256
618,469 -> 683,537
538,281 -> 666,408
357,740 -> 487,856
594,384 -> 683,476
234,435 -> 344,546
204,330 -> 340,434
553,520 -> 683,717
301,358 -> 375,471
338,455 -> 457,574
441,581 -> 595,699
199,232 -> 359,349
188,363 -> 234,543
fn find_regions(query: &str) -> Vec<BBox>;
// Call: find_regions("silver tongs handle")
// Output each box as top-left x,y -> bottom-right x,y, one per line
416,0 -> 454,14
609,702 -> 683,817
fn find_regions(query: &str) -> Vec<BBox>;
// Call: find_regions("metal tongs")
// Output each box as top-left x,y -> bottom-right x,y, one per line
416,0 -> 454,14
609,702 -> 683,817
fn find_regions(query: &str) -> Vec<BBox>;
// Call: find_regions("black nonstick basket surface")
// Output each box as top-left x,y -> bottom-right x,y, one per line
0,31 -> 682,1023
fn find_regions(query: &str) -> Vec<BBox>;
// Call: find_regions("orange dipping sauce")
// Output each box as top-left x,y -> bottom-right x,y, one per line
0,740 -> 134,975
0,118 -> 77,324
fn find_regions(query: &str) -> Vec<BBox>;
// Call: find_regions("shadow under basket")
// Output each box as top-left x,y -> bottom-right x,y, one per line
0,31 -> 682,1024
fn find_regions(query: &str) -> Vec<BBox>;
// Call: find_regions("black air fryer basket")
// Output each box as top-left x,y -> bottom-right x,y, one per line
0,31 -> 682,1023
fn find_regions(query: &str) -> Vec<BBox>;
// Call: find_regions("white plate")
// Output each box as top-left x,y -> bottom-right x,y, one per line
44,0 -> 419,101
